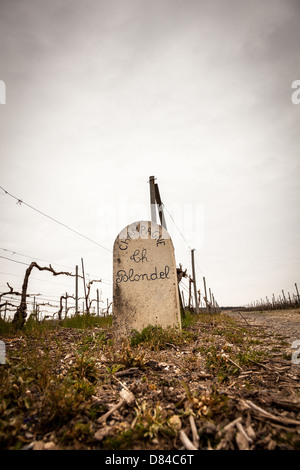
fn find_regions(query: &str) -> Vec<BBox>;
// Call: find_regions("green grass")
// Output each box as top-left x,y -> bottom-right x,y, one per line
103,338 -> 147,372
102,401 -> 179,450
0,317 -> 14,335
181,311 -> 199,329
0,314 -> 113,336
0,322 -> 106,448
60,314 -> 112,329
236,348 -> 266,366
130,325 -> 194,350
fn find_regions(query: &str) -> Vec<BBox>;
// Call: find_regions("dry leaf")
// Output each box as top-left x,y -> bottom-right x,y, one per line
168,414 -> 182,430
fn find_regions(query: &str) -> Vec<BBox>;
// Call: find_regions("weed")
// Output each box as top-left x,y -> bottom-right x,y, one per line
41,376 -> 95,429
181,381 -> 229,420
236,348 -> 265,366
104,341 -> 146,369
199,345 -> 240,383
134,401 -> 177,439
0,317 -> 15,335
181,311 -> 198,329
105,364 -> 125,375
102,401 -> 180,450
102,429 -> 135,450
283,352 -> 292,361
249,338 -> 262,345
0,368 -> 26,448
224,330 -> 245,344
70,354 -> 98,383
130,325 -> 193,350
60,419 -> 94,447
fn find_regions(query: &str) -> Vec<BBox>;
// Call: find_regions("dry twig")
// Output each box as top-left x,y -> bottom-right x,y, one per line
236,421 -> 253,444
97,389 -> 135,424
223,417 -> 242,432
179,430 -> 198,451
240,399 -> 300,426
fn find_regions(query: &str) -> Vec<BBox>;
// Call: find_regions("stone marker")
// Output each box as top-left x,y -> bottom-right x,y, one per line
0,340 -> 5,364
113,220 -> 181,337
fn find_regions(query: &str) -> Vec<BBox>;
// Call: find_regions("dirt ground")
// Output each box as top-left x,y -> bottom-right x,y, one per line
1,309 -> 300,450
227,309 -> 300,344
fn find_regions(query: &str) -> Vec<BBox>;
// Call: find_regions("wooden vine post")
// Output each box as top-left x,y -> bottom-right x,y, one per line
191,249 -> 199,314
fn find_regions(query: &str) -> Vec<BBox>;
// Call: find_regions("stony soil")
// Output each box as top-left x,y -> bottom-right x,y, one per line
227,309 -> 300,343
1,309 -> 300,451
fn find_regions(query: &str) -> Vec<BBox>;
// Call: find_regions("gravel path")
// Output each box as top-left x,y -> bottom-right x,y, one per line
226,308 -> 300,344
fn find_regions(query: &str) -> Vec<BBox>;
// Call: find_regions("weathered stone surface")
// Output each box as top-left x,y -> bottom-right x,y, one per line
113,221 -> 181,337
0,340 -> 5,364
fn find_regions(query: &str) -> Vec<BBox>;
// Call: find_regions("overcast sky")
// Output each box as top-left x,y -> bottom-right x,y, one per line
0,0 -> 299,316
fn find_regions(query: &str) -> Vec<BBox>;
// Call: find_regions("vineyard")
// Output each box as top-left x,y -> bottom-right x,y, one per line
1,0 -> 300,459
1,179 -> 300,453
0,180 -> 222,328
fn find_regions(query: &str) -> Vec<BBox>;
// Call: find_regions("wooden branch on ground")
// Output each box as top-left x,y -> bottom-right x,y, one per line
179,430 -> 198,450
240,399 -> 300,426
97,389 -> 135,424
184,401 -> 199,449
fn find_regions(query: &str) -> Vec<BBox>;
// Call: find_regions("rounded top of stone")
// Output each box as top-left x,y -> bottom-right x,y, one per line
115,220 -> 171,242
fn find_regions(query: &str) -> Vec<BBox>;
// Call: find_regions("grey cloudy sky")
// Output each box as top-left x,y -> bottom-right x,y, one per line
0,0 -> 299,315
